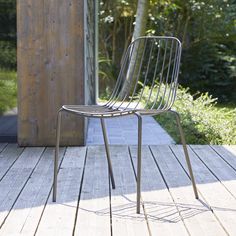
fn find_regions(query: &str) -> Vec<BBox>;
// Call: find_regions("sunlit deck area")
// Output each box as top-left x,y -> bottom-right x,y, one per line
0,143 -> 236,235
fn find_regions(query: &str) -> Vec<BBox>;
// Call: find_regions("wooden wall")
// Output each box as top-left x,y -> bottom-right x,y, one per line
84,0 -> 97,104
17,0 -> 89,146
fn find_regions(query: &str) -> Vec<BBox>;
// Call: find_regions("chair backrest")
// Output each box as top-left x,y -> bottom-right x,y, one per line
105,36 -> 182,111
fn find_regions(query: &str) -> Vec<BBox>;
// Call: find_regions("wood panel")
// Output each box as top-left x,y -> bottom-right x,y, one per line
17,0 -> 86,146
74,146 -> 111,236
0,145 -> 236,235
109,145 -> 149,236
129,146 -> 188,235
36,147 -> 86,235
84,0 -> 97,104
0,147 -> 65,235
191,145 -> 236,197
150,145 -> 226,235
0,147 -> 44,227
171,145 -> 236,235
0,143 -> 24,180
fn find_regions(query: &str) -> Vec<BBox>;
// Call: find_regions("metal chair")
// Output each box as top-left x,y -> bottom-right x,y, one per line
52,36 -> 199,213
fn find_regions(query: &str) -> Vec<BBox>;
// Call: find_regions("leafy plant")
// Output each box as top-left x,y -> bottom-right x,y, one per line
0,0 -> 16,70
0,70 -> 17,114
99,0 -> 236,104
98,56 -> 118,98
0,41 -> 16,69
141,85 -> 236,144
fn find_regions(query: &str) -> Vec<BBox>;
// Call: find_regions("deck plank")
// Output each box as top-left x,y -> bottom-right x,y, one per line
0,143 -> 24,180
150,145 -> 226,236
211,145 -> 236,171
191,145 -> 236,198
109,145 -> 149,236
0,144 -> 235,235
129,145 -> 188,236
0,147 -> 65,235
0,147 -> 45,227
226,145 -> 236,155
74,146 -> 111,236
172,145 -> 236,235
0,143 -> 7,152
36,147 -> 86,236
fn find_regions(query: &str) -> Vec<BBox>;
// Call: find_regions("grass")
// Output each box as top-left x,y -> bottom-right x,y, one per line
0,69 -> 17,114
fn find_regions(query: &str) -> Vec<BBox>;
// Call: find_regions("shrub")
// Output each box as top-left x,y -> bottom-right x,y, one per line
0,70 -> 17,114
0,41 -> 16,69
141,85 -> 236,144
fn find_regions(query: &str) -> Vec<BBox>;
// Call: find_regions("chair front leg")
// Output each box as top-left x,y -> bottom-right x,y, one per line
100,118 -> 116,189
135,113 -> 142,214
170,110 -> 199,199
53,109 -> 62,202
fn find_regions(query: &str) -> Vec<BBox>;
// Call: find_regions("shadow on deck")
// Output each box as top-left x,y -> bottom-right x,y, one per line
0,114 -> 17,142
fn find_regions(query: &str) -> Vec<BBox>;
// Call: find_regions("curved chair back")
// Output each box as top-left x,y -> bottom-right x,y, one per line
105,36 -> 182,111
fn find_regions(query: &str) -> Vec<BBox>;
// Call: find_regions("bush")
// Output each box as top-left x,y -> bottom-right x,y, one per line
141,85 -> 236,144
180,41 -> 236,104
0,70 -> 17,114
0,41 -> 16,69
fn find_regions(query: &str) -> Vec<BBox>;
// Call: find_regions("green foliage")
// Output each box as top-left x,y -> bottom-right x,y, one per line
181,41 -> 236,103
0,1 -> 17,113
147,0 -> 236,103
99,0 -> 236,104
0,0 -> 16,70
99,1 -> 137,94
141,85 -> 236,144
0,0 -> 16,40
0,70 -> 17,114
98,56 -> 118,98
0,41 -> 16,69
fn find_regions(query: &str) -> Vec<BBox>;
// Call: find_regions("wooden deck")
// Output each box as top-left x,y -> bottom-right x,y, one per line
0,144 -> 236,235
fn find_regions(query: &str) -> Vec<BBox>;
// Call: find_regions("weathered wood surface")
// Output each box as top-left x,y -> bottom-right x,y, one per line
17,0 -> 86,146
187,145 -> 236,235
110,146 -> 149,236
37,147 -> 86,235
0,147 -> 44,227
0,148 -> 65,235
150,145 -> 226,235
130,146 -> 188,235
74,146 -> 110,236
0,144 -> 236,235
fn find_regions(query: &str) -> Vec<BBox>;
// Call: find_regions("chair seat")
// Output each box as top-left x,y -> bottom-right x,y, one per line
62,105 -> 166,117
62,105 -> 136,117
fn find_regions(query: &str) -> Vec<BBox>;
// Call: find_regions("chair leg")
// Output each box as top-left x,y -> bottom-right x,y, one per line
100,118 -> 116,189
135,113 -> 142,214
53,110 -> 62,202
171,110 -> 199,199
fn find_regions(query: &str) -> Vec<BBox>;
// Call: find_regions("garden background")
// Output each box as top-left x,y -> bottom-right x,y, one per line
0,0 -> 235,144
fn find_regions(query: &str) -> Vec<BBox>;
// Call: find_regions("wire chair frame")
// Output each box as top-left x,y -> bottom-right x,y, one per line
52,36 -> 199,214
104,36 -> 181,113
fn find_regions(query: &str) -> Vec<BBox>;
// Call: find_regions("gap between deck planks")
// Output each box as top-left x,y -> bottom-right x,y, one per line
0,147 -> 66,235
171,145 -> 236,235
0,144 -> 236,235
0,146 -> 45,228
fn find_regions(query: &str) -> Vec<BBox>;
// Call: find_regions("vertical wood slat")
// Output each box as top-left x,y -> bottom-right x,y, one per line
17,0 -> 86,146
84,0 -> 97,104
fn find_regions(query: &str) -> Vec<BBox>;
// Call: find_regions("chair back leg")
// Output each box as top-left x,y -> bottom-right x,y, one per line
171,110 -> 199,199
53,110 -> 62,202
100,118 -> 116,189
135,113 -> 143,214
